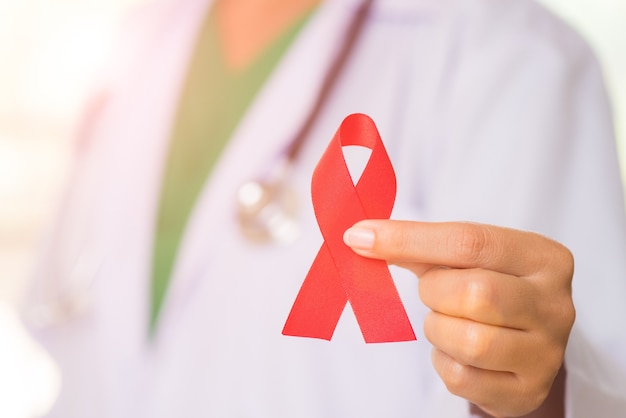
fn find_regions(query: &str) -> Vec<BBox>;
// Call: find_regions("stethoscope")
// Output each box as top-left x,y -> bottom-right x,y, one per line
235,0 -> 374,243
23,0 -> 374,329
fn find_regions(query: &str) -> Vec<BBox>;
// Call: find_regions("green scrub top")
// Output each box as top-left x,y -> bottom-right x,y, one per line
150,8 -> 314,335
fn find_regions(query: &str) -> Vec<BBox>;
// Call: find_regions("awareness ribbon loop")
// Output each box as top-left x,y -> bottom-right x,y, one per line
282,113 -> 416,343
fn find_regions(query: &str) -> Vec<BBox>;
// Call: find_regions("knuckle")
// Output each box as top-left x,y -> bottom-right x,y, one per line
536,242 -> 576,333
513,345 -> 565,414
461,273 -> 497,319
441,360 -> 470,395
451,223 -> 492,265
566,302 -> 576,328
432,349 -> 471,396
534,334 -> 566,373
538,237 -> 574,281
422,311 -> 437,342
462,322 -> 491,364
520,389 -> 549,415
543,277 -> 576,334
521,376 -> 553,414
557,298 -> 576,332
388,224 -> 415,259
553,242 -> 575,281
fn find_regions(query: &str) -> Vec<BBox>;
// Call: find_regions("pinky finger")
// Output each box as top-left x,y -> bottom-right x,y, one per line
431,349 -> 541,417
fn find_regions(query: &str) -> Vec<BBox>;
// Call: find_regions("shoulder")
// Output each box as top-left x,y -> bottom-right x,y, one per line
376,0 -> 598,72
447,0 -> 597,73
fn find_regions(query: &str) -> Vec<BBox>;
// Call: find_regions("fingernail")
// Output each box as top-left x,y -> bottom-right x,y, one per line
343,226 -> 375,250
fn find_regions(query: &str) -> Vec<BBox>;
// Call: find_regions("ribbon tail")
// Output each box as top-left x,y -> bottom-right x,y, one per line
336,252 -> 416,344
282,243 -> 347,340
351,286 -> 417,344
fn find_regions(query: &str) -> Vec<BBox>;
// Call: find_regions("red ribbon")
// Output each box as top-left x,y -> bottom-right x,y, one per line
282,113 -> 416,343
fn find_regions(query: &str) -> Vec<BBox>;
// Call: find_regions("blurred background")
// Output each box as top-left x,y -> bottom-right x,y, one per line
0,0 -> 624,416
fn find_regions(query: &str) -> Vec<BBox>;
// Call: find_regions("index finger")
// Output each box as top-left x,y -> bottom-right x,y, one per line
342,220 -> 571,277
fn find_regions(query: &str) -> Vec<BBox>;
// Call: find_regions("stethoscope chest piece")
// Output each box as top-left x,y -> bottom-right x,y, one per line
234,0 -> 373,245
236,179 -> 299,244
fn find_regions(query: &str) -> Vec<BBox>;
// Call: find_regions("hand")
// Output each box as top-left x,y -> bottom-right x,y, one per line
343,220 -> 575,417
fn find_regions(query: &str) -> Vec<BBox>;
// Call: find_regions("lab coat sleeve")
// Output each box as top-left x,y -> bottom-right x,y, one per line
421,2 -> 626,416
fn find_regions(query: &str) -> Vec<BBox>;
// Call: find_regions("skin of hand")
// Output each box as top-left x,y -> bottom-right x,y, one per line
343,220 -> 575,417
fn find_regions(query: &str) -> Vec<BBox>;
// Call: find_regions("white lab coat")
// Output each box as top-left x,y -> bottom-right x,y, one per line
21,0 -> 626,417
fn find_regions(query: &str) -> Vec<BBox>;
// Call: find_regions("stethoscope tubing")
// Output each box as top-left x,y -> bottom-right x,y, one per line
285,0 -> 374,164
236,0 -> 375,243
